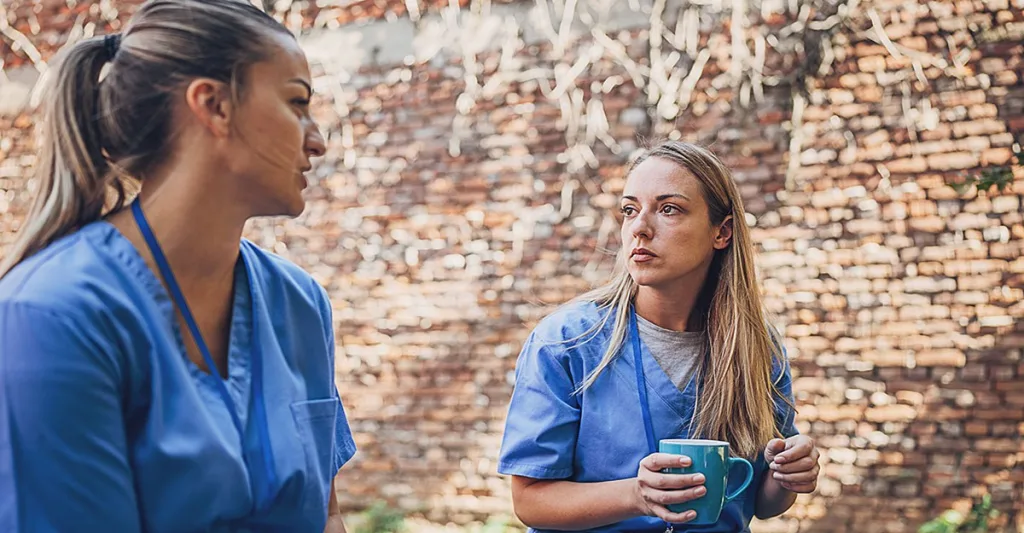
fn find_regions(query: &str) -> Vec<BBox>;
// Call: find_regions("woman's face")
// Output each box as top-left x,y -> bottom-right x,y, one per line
620,156 -> 732,291
224,34 -> 326,217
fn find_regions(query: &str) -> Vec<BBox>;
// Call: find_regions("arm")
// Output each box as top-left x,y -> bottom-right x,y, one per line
0,302 -> 142,532
755,458 -> 798,519
755,345 -> 818,519
511,454 -> 706,530
512,477 -> 640,530
313,284 -> 354,533
324,475 -> 347,533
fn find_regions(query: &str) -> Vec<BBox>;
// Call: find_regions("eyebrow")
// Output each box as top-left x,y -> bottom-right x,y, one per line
290,78 -> 313,98
621,194 -> 690,202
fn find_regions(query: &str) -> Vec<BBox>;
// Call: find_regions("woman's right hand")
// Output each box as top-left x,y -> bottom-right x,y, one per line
633,453 -> 707,524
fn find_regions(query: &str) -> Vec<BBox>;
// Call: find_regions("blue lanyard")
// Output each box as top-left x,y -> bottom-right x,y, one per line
630,307 -> 675,533
131,200 -> 278,510
630,307 -> 657,455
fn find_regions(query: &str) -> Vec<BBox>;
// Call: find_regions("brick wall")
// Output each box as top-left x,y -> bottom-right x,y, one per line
1,1 -> 1022,531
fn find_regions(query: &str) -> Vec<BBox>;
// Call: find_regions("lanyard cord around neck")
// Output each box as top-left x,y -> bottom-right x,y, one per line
131,199 -> 278,510
629,306 -> 675,533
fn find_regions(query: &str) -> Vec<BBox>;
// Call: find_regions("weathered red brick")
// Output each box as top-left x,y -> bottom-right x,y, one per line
1,1 -> 1022,526
926,152 -> 981,170
965,421 -> 989,436
865,405 -> 918,422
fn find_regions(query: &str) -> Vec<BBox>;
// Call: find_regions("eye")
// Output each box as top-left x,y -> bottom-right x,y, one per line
620,205 -> 638,216
661,204 -> 682,214
292,98 -> 310,107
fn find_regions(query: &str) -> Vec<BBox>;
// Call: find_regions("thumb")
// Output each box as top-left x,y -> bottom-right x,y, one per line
765,438 -> 786,459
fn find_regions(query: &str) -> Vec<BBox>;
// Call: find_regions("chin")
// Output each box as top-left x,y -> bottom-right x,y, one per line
255,194 -> 306,218
282,196 -> 306,218
627,267 -> 664,287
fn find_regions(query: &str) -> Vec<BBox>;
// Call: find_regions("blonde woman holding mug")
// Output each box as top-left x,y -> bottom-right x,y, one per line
499,141 -> 820,532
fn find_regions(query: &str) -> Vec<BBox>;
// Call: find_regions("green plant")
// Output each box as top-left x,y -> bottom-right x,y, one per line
479,516 -> 512,533
918,494 -> 1001,533
948,144 -> 1023,195
350,501 -> 405,533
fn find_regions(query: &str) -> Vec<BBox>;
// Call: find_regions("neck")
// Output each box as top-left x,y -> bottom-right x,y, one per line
634,269 -> 712,333
131,168 -> 247,288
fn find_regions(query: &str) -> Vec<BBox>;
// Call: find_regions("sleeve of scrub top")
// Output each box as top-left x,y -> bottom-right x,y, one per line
772,346 -> 799,438
498,330 -> 580,479
0,302 -> 142,533
313,284 -> 357,472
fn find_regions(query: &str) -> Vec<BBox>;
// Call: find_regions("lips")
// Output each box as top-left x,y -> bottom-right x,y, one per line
631,247 -> 657,262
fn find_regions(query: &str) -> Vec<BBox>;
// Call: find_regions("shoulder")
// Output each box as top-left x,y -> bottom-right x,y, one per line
0,224 -> 131,323
530,300 -> 611,344
0,227 -> 135,376
518,300 -> 616,375
239,240 -> 333,354
240,240 -> 328,309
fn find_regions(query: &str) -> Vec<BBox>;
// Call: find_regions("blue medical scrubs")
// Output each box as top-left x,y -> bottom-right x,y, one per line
0,221 -> 357,532
498,301 -> 798,533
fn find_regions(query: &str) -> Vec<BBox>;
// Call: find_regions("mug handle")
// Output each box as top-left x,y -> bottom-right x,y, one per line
724,457 -> 754,502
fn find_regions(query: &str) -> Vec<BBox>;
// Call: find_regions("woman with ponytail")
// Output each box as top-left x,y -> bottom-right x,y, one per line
0,1 -> 354,531
498,141 -> 820,532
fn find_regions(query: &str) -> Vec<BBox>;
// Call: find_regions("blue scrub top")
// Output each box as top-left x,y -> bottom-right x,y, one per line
0,221 -> 357,532
498,301 -> 798,533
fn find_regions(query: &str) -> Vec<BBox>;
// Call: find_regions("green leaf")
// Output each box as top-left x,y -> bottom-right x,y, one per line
352,502 -> 405,533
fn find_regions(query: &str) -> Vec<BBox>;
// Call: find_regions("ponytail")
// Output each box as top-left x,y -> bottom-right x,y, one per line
0,35 -> 117,277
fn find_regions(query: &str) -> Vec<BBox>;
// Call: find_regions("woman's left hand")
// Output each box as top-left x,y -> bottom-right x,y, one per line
763,435 -> 820,493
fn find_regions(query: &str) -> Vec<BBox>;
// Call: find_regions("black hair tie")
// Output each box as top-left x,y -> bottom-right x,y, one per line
103,34 -> 121,62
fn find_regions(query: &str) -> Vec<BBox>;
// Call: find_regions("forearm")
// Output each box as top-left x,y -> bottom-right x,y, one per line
754,474 -> 797,519
513,478 -> 641,530
325,476 -> 347,533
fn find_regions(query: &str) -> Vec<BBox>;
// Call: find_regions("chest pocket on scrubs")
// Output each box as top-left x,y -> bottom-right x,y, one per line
291,398 -> 339,514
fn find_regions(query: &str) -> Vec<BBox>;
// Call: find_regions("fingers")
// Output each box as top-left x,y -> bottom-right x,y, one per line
769,455 -> 817,474
649,504 -> 699,524
780,481 -> 816,493
640,472 -> 706,491
640,453 -> 691,472
643,487 -> 706,524
636,455 -> 709,524
768,437 -> 819,492
775,436 -> 815,464
643,485 -> 708,506
771,468 -> 819,484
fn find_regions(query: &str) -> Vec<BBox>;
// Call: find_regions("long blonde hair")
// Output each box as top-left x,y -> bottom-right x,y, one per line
574,141 -> 788,459
0,0 -> 290,278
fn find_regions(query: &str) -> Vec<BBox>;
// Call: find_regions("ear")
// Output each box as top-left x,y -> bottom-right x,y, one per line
713,215 -> 733,250
183,78 -> 233,138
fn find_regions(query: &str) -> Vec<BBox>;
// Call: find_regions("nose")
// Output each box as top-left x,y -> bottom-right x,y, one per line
629,209 -> 653,241
305,123 -> 326,158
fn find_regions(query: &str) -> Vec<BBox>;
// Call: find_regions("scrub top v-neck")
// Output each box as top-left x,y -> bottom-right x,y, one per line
0,220 -> 357,533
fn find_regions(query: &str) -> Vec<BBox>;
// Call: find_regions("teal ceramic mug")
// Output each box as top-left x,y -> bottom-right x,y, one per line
658,439 -> 754,525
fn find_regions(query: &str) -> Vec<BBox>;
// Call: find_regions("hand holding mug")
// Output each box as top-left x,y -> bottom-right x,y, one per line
764,435 -> 820,493
657,439 -> 754,525
633,453 -> 705,524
